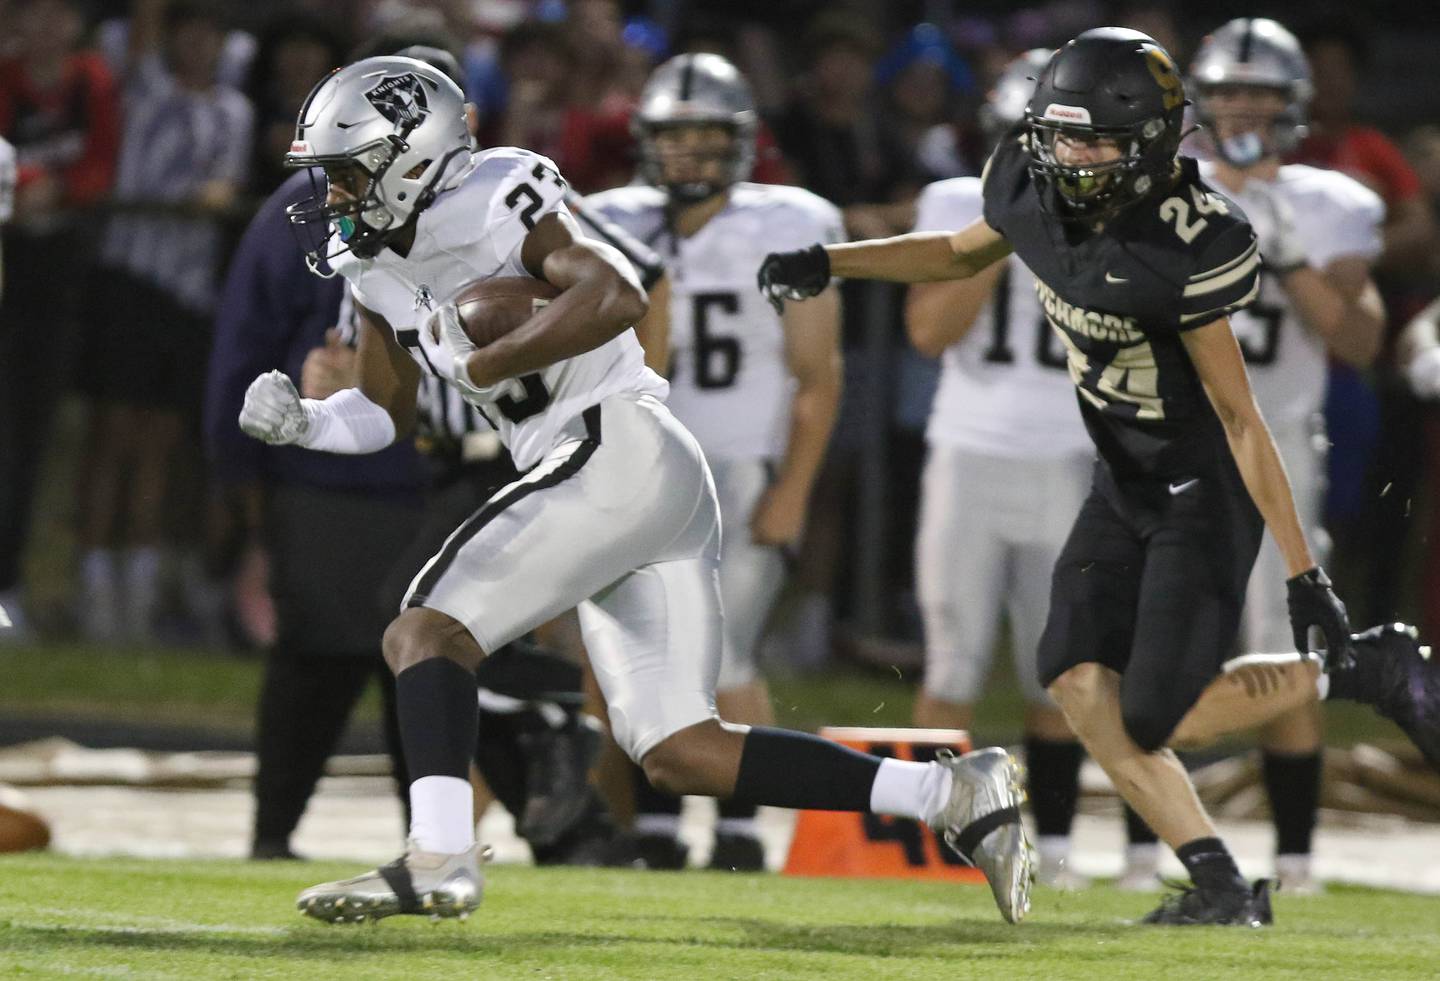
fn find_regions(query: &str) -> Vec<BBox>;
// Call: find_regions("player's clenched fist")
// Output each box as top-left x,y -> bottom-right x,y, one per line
757,243 -> 830,314
239,370 -> 309,445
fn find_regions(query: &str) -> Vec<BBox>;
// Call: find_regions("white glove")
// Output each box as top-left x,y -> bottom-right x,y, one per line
239,370 -> 309,445
1407,346 -> 1440,399
1248,180 -> 1308,275
420,303 -> 497,401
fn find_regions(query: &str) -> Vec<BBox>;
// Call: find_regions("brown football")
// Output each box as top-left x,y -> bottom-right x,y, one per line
0,784 -> 51,853
452,276 -> 561,348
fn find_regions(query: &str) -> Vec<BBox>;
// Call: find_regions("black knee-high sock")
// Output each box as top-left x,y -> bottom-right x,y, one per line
1177,836 -> 1245,891
1262,749 -> 1322,856
717,796 -> 759,825
1024,737 -> 1084,839
730,727 -> 881,811
1124,802 -> 1160,846
395,657 -> 478,780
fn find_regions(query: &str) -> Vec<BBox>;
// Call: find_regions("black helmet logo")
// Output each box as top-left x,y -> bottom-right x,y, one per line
367,73 -> 431,135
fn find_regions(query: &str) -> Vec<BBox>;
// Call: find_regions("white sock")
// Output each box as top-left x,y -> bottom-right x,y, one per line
1037,834 -> 1070,865
122,546 -> 163,639
715,817 -> 760,839
868,758 -> 952,825
79,549 -> 121,642
633,813 -> 682,837
1126,842 -> 1161,871
408,775 -> 475,854
1316,672 -> 1331,701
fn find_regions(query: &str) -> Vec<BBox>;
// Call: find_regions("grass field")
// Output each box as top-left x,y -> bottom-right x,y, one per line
2,855 -> 1437,980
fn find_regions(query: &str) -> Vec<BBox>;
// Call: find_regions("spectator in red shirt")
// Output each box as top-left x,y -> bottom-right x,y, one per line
0,0 -> 119,640
1294,19 -> 1435,278
1293,15 -> 1437,629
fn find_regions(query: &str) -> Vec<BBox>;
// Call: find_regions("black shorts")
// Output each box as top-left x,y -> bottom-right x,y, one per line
79,267 -> 213,412
1036,457 -> 1264,750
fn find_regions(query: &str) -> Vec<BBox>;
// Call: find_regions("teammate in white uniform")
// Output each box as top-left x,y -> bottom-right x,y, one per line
237,56 -> 1032,925
0,136 -> 13,304
1186,18 -> 1385,893
586,53 -> 844,871
906,51 -> 1095,889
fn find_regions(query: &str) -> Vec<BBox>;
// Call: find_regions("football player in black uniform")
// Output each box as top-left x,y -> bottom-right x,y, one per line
760,28 -> 1440,926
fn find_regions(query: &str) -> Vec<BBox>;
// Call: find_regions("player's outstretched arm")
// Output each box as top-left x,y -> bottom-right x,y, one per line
758,217 -> 1012,313
461,211 -> 648,388
1183,317 -> 1352,664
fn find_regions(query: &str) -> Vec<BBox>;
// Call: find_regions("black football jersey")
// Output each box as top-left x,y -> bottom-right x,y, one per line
981,134 -> 1260,479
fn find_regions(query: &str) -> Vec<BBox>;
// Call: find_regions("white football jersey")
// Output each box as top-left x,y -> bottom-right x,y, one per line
0,136 -> 15,225
1198,161 -> 1384,426
586,182 -> 844,461
912,177 -> 1090,459
334,146 -> 667,471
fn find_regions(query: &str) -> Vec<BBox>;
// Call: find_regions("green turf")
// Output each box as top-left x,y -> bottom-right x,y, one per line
1,855 -> 1437,980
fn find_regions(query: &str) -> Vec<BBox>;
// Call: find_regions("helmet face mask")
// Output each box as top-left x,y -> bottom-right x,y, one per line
1023,28 -> 1186,223
634,53 -> 757,204
1188,18 -> 1311,168
283,57 -> 472,272
642,121 -> 745,203
1195,84 -> 1292,167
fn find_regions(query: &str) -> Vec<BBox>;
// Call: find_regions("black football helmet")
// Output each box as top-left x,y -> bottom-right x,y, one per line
1025,28 -> 1187,221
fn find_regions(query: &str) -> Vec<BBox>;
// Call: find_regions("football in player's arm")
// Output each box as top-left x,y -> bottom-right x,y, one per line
242,56 -> 1035,928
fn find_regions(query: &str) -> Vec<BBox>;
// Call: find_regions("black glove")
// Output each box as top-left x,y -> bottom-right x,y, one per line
757,244 -> 831,314
1286,566 -> 1354,670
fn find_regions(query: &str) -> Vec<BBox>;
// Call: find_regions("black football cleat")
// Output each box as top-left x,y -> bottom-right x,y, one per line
1141,878 -> 1273,927
635,832 -> 690,870
516,713 -> 604,848
1347,623 -> 1440,771
708,832 -> 767,872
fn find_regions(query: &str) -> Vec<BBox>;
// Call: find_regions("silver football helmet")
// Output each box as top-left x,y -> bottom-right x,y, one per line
285,56 -> 472,268
979,48 -> 1051,144
633,53 -> 757,203
1189,18 -> 1312,166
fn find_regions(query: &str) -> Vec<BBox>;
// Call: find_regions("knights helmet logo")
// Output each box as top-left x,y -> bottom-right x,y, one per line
366,73 -> 431,134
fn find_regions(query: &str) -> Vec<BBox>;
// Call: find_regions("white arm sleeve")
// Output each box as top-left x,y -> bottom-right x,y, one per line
297,387 -> 397,454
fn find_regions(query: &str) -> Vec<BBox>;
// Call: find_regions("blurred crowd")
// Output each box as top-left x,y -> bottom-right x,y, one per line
2,0 -> 1439,660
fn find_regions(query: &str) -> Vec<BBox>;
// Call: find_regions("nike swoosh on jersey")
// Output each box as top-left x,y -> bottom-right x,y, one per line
1104,271 -> 1129,284
1168,478 -> 1200,495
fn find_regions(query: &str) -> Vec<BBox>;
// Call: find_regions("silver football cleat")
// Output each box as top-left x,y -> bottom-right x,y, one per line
931,747 -> 1034,924
296,840 -> 485,924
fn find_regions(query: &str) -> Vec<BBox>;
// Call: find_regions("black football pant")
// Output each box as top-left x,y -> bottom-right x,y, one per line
1037,458 -> 1263,751
253,650 -> 408,849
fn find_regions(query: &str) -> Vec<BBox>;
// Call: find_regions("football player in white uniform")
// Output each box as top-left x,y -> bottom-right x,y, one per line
1185,18 -> 1385,894
586,53 -> 844,872
0,135 -> 13,305
238,56 -> 1032,925
906,50 -> 1095,889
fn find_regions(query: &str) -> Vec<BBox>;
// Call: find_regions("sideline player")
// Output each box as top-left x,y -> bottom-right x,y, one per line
586,53 -> 843,871
239,56 -> 1032,924
1176,17 -> 1385,894
761,29 -> 1440,925
905,50 -> 1093,889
